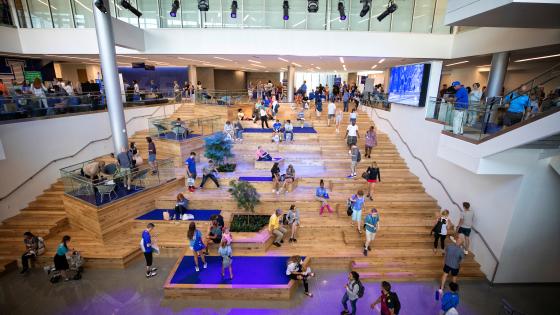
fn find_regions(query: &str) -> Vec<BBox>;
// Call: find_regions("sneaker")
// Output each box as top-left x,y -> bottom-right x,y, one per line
280,239 -> 284,244
273,242 -> 281,247
150,271 -> 157,277
272,189 -> 276,193
195,266 -> 200,272
363,248 -> 368,256
293,238 -> 297,242
203,263 -> 207,269
151,267 -> 158,272
367,246 -> 371,251
341,311 -> 350,315
289,238 -> 293,243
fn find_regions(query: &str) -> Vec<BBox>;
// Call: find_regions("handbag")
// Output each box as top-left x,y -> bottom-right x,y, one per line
346,205 -> 353,216
361,172 -> 368,179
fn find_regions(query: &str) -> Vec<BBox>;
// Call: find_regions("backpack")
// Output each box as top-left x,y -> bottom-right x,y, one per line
36,237 -> 45,256
389,292 -> 401,314
431,218 -> 443,235
354,281 -> 365,298
356,150 -> 361,162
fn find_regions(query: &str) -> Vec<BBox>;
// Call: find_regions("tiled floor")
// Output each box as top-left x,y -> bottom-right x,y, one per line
0,258 -> 558,315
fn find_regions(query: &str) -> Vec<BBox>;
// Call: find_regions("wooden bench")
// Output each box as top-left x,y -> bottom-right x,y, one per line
231,228 -> 274,253
255,157 -> 284,169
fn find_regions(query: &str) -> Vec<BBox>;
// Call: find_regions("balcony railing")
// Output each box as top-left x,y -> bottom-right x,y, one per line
148,115 -> 223,140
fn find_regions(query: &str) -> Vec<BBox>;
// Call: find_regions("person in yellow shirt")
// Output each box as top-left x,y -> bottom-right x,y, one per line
268,209 -> 287,247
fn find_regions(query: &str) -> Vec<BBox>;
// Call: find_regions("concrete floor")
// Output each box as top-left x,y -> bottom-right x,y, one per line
0,257 -> 558,315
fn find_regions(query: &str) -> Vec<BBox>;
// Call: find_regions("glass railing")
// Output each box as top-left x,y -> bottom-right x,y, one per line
148,115 -> 223,140
360,92 -> 391,111
194,89 -> 252,106
426,92 -> 560,141
0,88 -> 185,122
60,158 -> 175,207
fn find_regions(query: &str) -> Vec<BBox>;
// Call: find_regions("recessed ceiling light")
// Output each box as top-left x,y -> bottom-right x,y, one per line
250,64 -> 266,68
248,59 -> 261,64
214,57 -> 233,61
445,61 -> 469,67
339,57 -> 344,64
278,57 -> 289,62
371,65 -> 377,69
178,57 -> 205,63
378,58 -> 385,64
316,66 -> 321,70
291,62 -> 302,67
477,64 -> 491,67
514,54 -> 560,63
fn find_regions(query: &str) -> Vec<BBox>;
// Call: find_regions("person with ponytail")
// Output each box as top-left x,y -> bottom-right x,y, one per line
53,235 -> 72,281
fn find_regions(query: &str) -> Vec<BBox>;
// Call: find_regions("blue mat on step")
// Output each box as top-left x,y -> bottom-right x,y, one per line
243,127 -> 317,133
136,209 -> 221,221
170,256 -> 296,285
238,176 -> 272,182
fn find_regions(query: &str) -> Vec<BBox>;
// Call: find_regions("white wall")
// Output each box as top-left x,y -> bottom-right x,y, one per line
0,104 -> 178,221
54,63 -> 102,87
362,103 -> 560,283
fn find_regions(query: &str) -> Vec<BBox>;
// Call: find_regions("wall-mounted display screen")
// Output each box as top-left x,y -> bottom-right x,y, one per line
388,63 -> 431,107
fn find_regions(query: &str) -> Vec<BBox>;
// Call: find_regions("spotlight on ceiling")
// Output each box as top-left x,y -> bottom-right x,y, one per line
377,1 -> 397,22
94,0 -> 107,13
359,0 -> 371,18
198,0 -> 209,11
170,0 -> 179,17
120,0 -> 142,18
307,0 -> 319,13
230,1 -> 238,18
338,1 -> 346,20
283,1 -> 289,20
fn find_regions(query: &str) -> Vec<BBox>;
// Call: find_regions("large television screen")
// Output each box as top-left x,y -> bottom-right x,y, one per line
388,63 -> 431,107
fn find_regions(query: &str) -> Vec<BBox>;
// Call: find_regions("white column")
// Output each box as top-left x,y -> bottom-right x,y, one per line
486,52 -> 510,98
287,65 -> 296,102
92,0 -> 128,154
188,65 -> 197,85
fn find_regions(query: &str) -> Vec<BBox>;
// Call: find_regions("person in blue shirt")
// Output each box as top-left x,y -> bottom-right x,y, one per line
272,119 -> 282,133
441,282 -> 460,313
315,91 -> 323,117
315,179 -> 333,215
349,190 -> 366,234
299,81 -> 307,96
343,89 -> 350,112
451,81 -> 469,135
504,85 -> 530,126
185,152 -> 197,192
263,96 -> 271,108
53,235 -> 72,281
141,223 -> 158,278
363,208 -> 379,256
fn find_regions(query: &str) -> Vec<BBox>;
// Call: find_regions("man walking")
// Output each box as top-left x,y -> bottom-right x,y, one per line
200,160 -> 220,189
117,147 -> 133,190
450,81 -> 468,135
439,235 -> 465,295
455,202 -> 474,255
345,120 -> 360,150
268,209 -> 287,247
185,152 -> 197,192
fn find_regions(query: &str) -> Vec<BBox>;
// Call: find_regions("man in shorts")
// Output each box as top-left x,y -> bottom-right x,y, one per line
117,147 -> 133,190
345,120 -> 359,149
439,235 -> 465,294
363,208 -> 379,256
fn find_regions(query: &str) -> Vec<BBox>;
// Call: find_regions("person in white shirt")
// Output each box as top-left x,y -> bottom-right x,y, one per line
64,81 -> 74,96
454,202 -> 474,255
327,102 -> 336,127
468,83 -> 482,126
344,121 -> 360,149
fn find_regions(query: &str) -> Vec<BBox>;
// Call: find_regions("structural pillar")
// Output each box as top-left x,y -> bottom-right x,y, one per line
287,65 -> 295,102
189,65 -> 197,85
486,51 -> 510,98
93,0 -> 128,154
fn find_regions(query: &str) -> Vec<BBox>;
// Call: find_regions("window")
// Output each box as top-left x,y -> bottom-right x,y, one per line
390,0 -> 414,32
369,0 -> 390,32
411,0 -> 436,33
27,0 -> 53,28
432,0 -> 450,34
243,0 -> 264,28
264,0 -> 283,29
307,0 -> 326,30
137,0 -> 158,28
330,0 -> 348,31
181,0 -> 200,28
49,0 -> 73,27
160,0 -> 182,28
221,0 -> 240,28
73,0 -> 94,28
285,0 -> 306,29
348,0 -> 369,31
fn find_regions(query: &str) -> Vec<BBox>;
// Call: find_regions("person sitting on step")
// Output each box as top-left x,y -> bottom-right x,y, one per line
256,146 -> 272,161
297,108 -> 306,128
174,193 -> 189,220
271,162 -> 281,193
199,160 -> 220,189
205,219 -> 223,255
286,255 -> 314,298
286,205 -> 300,243
279,164 -> 296,194
284,120 -> 294,142
269,208 -> 287,247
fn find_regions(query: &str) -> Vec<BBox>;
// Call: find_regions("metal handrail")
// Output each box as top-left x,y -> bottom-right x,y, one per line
503,62 -> 560,99
369,106 -> 500,284
0,104 -> 175,203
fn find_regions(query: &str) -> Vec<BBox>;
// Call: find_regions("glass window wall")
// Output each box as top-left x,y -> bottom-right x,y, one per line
16,0 -> 450,34
72,0 -> 94,28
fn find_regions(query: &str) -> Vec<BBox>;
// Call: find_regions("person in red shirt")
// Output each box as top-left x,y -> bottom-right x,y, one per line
371,281 -> 399,315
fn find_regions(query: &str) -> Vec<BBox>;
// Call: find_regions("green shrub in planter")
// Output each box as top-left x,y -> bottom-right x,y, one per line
217,163 -> 236,172
204,132 -> 235,169
228,180 -> 260,215
230,214 -> 270,232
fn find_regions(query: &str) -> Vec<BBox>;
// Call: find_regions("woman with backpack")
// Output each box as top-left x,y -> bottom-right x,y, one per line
286,255 -> 314,297
187,222 -> 207,272
433,209 -> 451,254
365,162 -> 381,201
371,281 -> 401,315
341,271 -> 363,315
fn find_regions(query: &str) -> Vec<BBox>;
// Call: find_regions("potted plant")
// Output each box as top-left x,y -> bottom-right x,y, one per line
228,180 -> 266,232
204,132 -> 236,172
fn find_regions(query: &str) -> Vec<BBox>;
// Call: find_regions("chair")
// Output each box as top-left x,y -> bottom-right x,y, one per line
152,123 -> 168,137
171,125 -> 187,140
97,183 -> 117,203
132,168 -> 149,187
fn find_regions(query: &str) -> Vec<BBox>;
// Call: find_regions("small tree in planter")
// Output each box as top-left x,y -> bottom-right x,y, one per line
228,180 -> 262,230
204,132 -> 236,172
